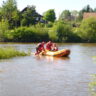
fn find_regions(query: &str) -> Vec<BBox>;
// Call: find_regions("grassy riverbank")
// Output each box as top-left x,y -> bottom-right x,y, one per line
0,47 -> 28,59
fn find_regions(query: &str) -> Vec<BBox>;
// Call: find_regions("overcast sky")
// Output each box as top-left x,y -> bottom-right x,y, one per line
0,0 -> 96,18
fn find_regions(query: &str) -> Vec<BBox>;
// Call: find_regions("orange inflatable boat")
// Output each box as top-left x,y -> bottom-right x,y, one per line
42,49 -> 70,57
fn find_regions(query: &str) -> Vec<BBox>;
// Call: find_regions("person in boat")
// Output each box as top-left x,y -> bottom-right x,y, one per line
35,42 -> 45,55
46,41 -> 58,51
51,43 -> 58,51
46,41 -> 53,51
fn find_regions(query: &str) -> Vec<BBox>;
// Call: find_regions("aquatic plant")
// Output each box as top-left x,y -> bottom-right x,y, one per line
0,47 -> 28,59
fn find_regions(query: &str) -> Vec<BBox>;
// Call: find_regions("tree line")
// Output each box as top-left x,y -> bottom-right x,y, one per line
0,0 -> 96,42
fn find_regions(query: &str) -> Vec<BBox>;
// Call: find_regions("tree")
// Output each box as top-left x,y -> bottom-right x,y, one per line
50,22 -> 74,42
78,5 -> 93,21
94,8 -> 96,12
59,10 -> 71,21
78,17 -> 96,42
43,9 -> 56,22
82,5 -> 93,12
71,10 -> 79,21
1,0 -> 19,28
0,7 -> 2,21
21,5 -> 41,26
0,19 -> 9,41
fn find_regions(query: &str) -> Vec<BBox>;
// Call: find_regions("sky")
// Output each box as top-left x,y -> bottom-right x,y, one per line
0,0 -> 96,18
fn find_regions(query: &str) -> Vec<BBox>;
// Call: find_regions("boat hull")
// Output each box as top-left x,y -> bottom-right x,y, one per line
42,49 -> 70,57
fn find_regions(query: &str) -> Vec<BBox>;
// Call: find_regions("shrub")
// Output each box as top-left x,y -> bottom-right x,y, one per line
50,22 -> 75,42
0,20 -> 9,41
4,25 -> 49,42
78,17 -> 96,42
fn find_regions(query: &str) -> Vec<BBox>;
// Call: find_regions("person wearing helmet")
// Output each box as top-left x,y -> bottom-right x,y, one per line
46,41 -> 53,51
51,43 -> 58,51
35,42 -> 45,55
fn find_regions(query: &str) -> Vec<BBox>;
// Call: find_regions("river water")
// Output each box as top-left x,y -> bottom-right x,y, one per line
0,43 -> 96,96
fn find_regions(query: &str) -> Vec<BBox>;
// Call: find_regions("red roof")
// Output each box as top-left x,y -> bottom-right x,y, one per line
83,12 -> 96,19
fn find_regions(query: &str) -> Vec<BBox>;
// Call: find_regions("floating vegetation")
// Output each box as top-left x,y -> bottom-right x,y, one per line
0,47 -> 29,59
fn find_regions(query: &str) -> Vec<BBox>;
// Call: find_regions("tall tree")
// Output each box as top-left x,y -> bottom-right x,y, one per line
82,5 -> 93,12
43,9 -> 56,22
59,10 -> 71,21
21,5 -> 41,26
78,5 -> 93,21
1,0 -> 19,28
0,7 -> 2,21
94,8 -> 96,12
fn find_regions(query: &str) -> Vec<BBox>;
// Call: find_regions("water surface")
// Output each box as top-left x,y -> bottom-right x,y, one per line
0,43 -> 96,96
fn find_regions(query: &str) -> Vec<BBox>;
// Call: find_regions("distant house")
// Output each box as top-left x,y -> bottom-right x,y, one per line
21,6 -> 47,24
83,12 -> 96,19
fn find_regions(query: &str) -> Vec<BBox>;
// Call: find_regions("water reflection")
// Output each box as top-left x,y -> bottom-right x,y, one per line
35,55 -> 70,62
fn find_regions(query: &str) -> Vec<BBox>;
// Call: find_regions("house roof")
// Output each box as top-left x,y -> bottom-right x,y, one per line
21,7 -> 43,17
83,12 -> 96,19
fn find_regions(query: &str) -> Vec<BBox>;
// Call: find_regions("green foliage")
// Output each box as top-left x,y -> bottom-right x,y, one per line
4,30 -> 14,41
94,8 -> 96,12
78,17 -> 96,42
0,7 -> 2,21
0,47 -> 27,59
77,11 -> 83,21
71,10 -> 79,21
4,25 -> 49,42
48,28 -> 58,42
59,10 -> 71,21
21,5 -> 39,26
0,0 -> 19,28
0,20 -> 9,41
11,10 -> 20,27
33,24 -> 49,41
0,1 -> 96,43
21,18 -> 28,26
78,5 -> 93,21
46,22 -> 53,28
82,5 -> 93,12
49,21 -> 79,42
43,9 -> 56,22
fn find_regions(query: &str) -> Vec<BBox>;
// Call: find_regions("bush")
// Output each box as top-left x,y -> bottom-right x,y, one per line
49,22 -> 77,42
0,20 -> 9,41
4,25 -> 49,42
78,17 -> 96,42
46,22 -> 53,28
32,24 -> 49,42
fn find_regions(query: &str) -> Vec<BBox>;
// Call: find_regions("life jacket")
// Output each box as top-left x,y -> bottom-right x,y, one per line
36,43 -> 44,51
46,42 -> 52,50
51,43 -> 58,51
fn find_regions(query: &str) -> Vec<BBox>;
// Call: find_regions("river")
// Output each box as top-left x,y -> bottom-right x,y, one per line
0,43 -> 96,96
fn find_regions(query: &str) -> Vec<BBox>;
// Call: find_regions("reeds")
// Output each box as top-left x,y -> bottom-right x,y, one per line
0,47 -> 28,59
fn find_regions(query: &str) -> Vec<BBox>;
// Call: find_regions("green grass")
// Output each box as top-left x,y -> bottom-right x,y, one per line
0,47 -> 28,59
